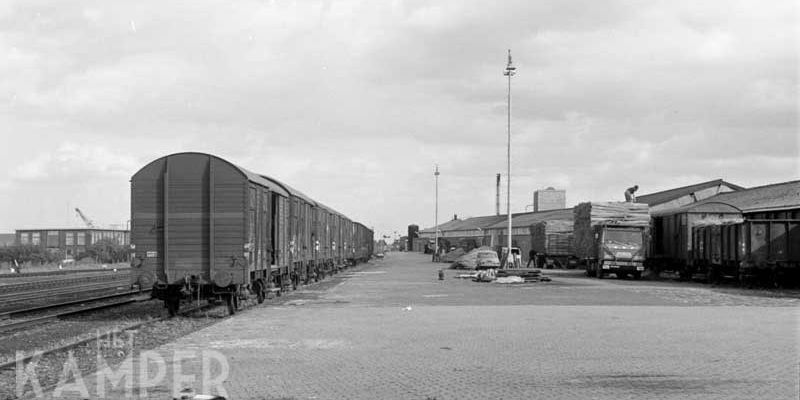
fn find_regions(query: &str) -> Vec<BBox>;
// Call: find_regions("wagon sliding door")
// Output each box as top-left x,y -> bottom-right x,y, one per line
157,155 -> 243,286
162,155 -> 211,284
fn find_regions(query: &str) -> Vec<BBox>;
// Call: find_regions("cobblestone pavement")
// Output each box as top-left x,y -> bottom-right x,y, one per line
34,252 -> 800,399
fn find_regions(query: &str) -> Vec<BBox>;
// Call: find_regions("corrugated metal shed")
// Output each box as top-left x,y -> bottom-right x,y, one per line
653,180 -> 800,216
637,179 -> 744,207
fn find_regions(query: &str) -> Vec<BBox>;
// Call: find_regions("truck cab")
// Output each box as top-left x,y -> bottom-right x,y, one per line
588,225 -> 646,279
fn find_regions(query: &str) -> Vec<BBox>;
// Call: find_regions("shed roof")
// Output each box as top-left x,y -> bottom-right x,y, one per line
485,208 -> 574,230
419,218 -> 471,235
420,208 -> 576,234
653,180 -> 800,216
636,179 -> 744,206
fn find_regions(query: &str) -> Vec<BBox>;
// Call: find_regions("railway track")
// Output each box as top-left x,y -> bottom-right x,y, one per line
0,291 -> 147,333
0,288 -> 149,321
0,271 -> 130,293
0,297 -> 208,372
0,267 -> 129,279
0,278 -> 132,309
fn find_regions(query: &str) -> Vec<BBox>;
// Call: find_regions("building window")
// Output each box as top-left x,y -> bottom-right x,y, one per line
19,233 -> 29,244
47,231 -> 60,247
31,232 -> 41,245
65,232 -> 74,246
77,233 -> 85,246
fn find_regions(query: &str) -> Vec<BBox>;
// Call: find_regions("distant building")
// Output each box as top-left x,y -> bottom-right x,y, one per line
534,187 -> 566,212
15,228 -> 129,258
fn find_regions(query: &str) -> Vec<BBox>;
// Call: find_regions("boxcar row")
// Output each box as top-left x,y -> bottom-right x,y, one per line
129,152 -> 373,315
649,202 -> 800,287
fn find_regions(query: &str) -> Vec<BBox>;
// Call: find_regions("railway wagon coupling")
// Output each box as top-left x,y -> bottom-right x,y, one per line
129,152 -> 373,316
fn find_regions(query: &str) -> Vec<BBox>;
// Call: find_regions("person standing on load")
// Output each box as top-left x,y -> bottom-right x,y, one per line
624,185 -> 639,202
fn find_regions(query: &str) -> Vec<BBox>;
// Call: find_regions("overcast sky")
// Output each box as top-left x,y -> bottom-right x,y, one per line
0,0 -> 797,239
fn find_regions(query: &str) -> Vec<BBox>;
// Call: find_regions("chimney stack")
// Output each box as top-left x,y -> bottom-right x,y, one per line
495,174 -> 501,216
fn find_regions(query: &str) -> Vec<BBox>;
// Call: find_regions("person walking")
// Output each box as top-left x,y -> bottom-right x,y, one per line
526,249 -> 537,268
624,185 -> 639,202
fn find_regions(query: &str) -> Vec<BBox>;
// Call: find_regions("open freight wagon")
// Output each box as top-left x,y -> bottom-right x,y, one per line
693,219 -> 800,286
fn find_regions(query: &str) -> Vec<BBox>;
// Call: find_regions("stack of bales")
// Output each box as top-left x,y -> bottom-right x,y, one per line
573,202 -> 650,259
529,220 -> 574,256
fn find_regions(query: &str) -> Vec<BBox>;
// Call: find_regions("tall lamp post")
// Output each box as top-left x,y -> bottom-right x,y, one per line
503,49 -> 516,268
434,164 -> 440,262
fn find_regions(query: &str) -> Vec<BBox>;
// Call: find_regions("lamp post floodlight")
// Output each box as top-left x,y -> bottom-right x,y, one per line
434,164 -> 440,262
503,49 -> 516,268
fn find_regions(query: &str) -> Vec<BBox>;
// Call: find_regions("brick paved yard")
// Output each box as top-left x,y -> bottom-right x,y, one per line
43,252 -> 799,399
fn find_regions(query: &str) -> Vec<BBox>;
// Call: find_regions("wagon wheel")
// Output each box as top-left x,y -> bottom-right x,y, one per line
166,296 -> 180,317
707,266 -> 720,285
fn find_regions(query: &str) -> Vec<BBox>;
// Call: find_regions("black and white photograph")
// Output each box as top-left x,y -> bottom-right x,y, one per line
0,1 -> 798,399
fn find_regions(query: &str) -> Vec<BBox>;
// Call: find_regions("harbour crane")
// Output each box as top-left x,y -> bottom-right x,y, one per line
74,208 -> 96,228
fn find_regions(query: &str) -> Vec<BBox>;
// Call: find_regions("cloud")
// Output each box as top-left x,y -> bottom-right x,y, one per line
0,0 -> 796,235
11,142 -> 139,182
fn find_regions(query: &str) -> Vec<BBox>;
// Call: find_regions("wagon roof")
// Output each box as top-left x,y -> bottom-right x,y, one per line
257,174 -> 319,205
133,152 -> 292,196
314,201 -> 344,217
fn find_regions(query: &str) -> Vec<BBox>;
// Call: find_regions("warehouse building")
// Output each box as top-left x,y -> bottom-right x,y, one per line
15,228 -> 130,258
